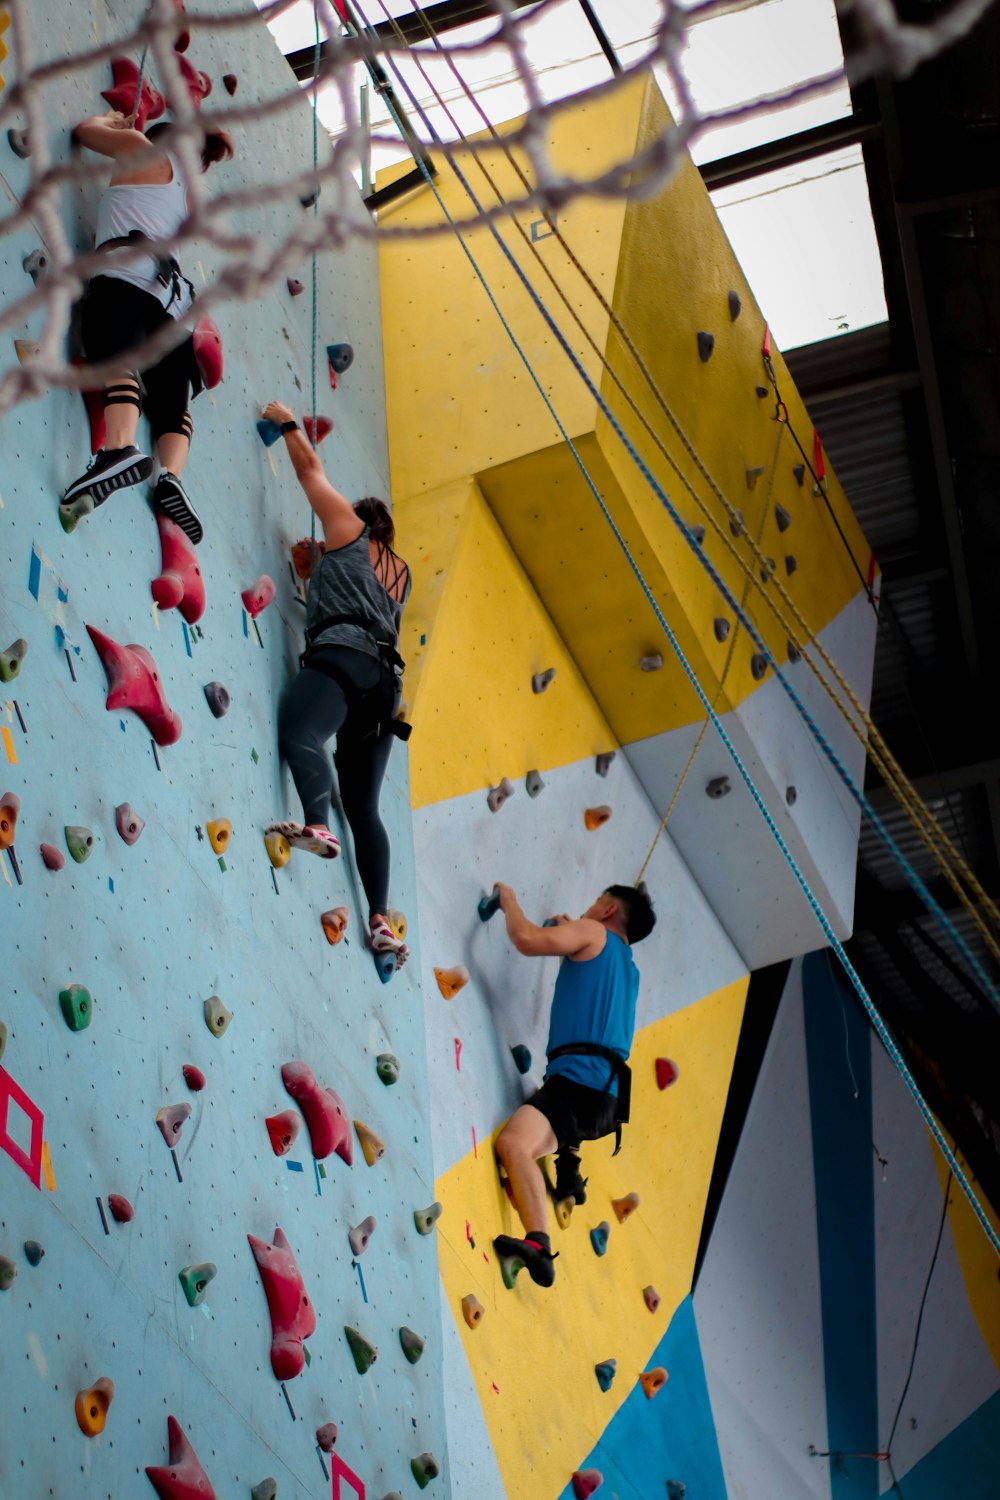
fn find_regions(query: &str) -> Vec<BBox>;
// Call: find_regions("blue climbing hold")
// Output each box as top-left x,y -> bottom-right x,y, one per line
326,343 -> 354,377
590,1221 -> 610,1257
257,418 -> 283,447
478,885 -> 501,923
594,1358 -> 616,1392
374,951 -> 396,984
510,1045 -> 531,1075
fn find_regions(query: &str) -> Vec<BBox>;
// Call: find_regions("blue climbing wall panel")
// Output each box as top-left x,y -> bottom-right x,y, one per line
0,4 -> 448,1496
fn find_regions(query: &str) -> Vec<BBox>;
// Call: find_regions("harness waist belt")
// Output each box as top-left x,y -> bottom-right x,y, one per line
301,612 -> 411,741
546,1042 -> 631,1153
95,230 -> 193,310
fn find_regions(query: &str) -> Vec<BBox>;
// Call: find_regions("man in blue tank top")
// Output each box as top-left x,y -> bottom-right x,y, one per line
492,881 -> 656,1288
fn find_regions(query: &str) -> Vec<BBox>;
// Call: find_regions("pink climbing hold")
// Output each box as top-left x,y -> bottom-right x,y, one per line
102,58 -> 165,131
287,277 -> 304,297
192,315 -> 223,390
247,1225 -> 316,1381
241,576 -> 276,619
86,625 -> 182,746
572,1471 -> 604,1499
303,415 -> 332,445
107,1194 -> 134,1223
182,1064 -> 206,1092
145,1414 -> 218,1500
280,1061 -> 353,1164
171,53 -> 213,110
316,1422 -> 338,1452
171,0 -> 191,51
265,1109 -> 301,1157
39,843 -> 65,871
156,1102 -> 192,1147
151,513 -> 206,625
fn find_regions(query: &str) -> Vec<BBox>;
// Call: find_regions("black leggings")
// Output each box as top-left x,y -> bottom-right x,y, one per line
278,646 -> 398,916
82,276 -> 194,441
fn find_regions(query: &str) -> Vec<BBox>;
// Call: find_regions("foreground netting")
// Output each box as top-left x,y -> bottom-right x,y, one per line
0,0 -> 996,414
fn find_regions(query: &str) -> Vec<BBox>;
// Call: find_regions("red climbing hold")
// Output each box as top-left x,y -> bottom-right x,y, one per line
222,73 -> 238,95
192,316 -> 223,390
171,0 -> 191,51
316,1422 -> 338,1452
287,277 -> 304,297
303,415 -> 332,445
655,1057 -> 679,1090
247,1225 -> 316,1381
241,576 -> 275,619
86,625 -> 182,746
572,1471 -> 604,1499
145,1414 -> 218,1500
102,58 -> 165,131
281,1061 -> 353,1164
265,1109 -> 301,1157
71,358 -> 106,454
151,513 -> 206,625
39,843 -> 65,871
171,53 -> 213,110
182,1064 -> 206,1092
107,1194 -> 134,1223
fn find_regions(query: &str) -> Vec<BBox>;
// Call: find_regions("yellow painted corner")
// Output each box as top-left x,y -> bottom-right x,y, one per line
932,1133 -> 1000,1372
434,975 -> 748,1497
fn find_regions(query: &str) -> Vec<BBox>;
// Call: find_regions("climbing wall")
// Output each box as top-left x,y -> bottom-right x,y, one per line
0,5 -> 449,1498
376,72 -> 884,1500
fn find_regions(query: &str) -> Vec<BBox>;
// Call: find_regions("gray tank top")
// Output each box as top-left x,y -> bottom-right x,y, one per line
306,528 -> 409,674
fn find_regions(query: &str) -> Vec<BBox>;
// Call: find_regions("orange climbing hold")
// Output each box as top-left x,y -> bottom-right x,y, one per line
640,1366 -> 668,1398
321,906 -> 349,944
75,1376 -> 115,1437
206,818 -> 231,855
146,1415 -> 218,1500
354,1119 -> 385,1166
247,1225 -> 316,1381
461,1294 -> 484,1328
584,806 -> 611,831
0,792 -> 18,849
434,965 -> 469,1000
612,1192 -> 640,1224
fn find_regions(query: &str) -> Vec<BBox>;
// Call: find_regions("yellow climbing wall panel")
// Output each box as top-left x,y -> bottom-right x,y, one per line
0,6 -> 10,91
380,72 -> 875,766
398,476 -> 617,809
933,1134 -> 1000,1372
434,977 -> 748,1499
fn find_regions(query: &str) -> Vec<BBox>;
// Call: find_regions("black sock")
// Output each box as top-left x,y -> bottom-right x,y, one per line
526,1230 -> 551,1252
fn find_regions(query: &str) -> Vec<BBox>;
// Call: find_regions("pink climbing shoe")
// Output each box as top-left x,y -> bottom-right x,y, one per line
369,916 -> 409,970
265,821 -> 340,859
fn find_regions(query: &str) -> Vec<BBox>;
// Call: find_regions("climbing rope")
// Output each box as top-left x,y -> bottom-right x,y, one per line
367,0 -> 1000,997
308,0 -> 321,542
355,0 -> 1000,1256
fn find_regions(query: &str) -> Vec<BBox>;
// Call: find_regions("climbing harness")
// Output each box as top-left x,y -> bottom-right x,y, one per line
300,615 -> 412,741
547,1044 -> 631,1155
95,230 -> 195,311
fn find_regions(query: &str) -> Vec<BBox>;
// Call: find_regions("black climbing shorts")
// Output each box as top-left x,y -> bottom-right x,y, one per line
526,1075 -> 618,1152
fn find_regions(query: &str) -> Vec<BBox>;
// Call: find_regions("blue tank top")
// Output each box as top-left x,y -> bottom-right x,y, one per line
544,932 -> 639,1095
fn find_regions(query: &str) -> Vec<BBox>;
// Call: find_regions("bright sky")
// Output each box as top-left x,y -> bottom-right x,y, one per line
263,0 -> 887,350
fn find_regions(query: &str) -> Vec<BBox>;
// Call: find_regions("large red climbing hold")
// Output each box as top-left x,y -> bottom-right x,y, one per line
171,0 -> 191,51
247,1225 -> 316,1381
102,58 -> 165,131
280,1061 -> 353,1164
572,1472 -> 604,1499
86,625 -> 182,745
145,1414 -> 218,1500
150,513 -> 205,624
192,316 -> 223,390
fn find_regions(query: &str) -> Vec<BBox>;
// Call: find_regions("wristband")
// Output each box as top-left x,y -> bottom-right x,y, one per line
280,419 -> 299,434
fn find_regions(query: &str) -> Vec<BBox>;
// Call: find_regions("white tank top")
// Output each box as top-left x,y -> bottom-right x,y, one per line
93,152 -> 192,315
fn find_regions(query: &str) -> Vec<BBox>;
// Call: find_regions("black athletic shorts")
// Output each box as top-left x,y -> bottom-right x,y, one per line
526,1074 -> 618,1152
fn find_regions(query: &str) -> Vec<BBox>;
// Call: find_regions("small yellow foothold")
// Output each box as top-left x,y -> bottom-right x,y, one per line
75,1376 -> 115,1436
434,965 -> 469,1000
354,1119 -> 385,1166
553,1197 -> 573,1230
263,831 -> 290,868
207,818 -> 232,855
386,907 -> 407,941
461,1293 -> 484,1328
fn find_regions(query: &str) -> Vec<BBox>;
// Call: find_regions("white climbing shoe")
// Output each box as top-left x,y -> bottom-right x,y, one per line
265,820 -> 341,859
370,918 -> 409,970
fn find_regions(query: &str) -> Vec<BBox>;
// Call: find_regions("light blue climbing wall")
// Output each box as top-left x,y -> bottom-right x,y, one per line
0,4 -> 448,1496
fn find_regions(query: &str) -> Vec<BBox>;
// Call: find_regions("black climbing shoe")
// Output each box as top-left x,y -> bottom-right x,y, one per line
61,446 -> 152,506
555,1151 -> 588,1206
153,469 -> 203,545
493,1234 -> 557,1289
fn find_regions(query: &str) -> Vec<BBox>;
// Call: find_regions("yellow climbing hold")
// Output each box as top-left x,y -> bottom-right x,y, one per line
354,1119 -> 386,1166
264,830 -> 290,868
207,818 -> 232,855
386,907 -> 407,941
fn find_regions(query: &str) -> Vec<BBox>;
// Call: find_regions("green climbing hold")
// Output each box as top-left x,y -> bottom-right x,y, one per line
59,493 -> 96,533
410,1453 -> 440,1490
24,1240 -> 44,1267
399,1326 -> 426,1364
0,1255 -> 17,1290
376,1052 -> 400,1086
178,1262 -> 217,1307
64,825 -> 94,863
344,1325 -> 378,1374
251,1481 -> 277,1500
498,1251 -> 525,1290
0,638 -> 28,683
413,1202 -> 442,1235
59,983 -> 93,1032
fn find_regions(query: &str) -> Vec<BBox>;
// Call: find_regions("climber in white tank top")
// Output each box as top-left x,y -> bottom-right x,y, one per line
60,110 -> 234,544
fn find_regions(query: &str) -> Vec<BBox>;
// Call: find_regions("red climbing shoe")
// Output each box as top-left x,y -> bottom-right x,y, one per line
369,917 -> 409,970
493,1233 -> 557,1288
266,820 -> 340,859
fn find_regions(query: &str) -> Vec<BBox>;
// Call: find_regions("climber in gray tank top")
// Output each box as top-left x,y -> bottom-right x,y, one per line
262,399 -> 412,971
61,109 -> 234,543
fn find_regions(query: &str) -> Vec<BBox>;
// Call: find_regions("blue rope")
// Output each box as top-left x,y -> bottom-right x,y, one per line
367,53 -> 1000,1256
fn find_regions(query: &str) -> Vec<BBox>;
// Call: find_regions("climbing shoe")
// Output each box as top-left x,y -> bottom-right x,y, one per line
555,1150 -> 588,1206
266,820 -> 341,859
370,917 -> 409,971
493,1233 -> 557,1289
154,469 -> 204,544
61,446 -> 152,506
